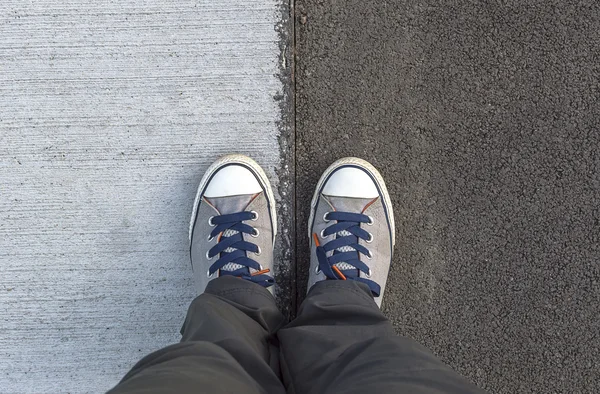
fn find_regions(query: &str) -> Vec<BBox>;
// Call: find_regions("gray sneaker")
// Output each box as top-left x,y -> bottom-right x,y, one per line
189,154 -> 277,295
308,158 -> 395,307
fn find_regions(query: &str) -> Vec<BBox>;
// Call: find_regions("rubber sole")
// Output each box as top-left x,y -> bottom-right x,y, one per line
308,157 -> 396,247
189,154 -> 278,243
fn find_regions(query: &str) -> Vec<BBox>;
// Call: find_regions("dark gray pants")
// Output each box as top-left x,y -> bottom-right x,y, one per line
108,276 -> 483,393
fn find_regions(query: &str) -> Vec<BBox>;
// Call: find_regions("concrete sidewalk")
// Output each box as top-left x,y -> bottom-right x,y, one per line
0,0 -> 292,392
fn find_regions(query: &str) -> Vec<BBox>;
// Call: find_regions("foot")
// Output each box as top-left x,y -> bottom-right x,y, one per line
308,158 -> 395,307
189,154 -> 277,294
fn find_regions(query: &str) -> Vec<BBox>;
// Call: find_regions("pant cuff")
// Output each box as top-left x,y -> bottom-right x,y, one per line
306,279 -> 378,307
204,275 -> 277,309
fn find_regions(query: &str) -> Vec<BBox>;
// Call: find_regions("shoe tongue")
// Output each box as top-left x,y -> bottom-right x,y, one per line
205,192 -> 260,215
204,193 -> 260,275
324,195 -> 376,214
323,195 -> 378,274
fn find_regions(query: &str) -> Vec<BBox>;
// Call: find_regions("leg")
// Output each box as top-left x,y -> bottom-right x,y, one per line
109,277 -> 286,394
282,157 -> 484,393
278,280 -> 483,394
109,155 -> 285,393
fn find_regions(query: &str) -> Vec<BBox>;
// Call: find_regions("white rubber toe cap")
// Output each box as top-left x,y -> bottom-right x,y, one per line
204,165 -> 262,197
322,167 -> 379,198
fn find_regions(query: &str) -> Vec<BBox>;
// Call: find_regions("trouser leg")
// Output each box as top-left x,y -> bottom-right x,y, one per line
277,280 -> 485,394
108,276 -> 287,394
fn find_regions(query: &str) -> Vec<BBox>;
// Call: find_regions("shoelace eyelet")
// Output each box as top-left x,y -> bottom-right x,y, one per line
206,269 -> 216,278
366,232 -> 374,243
315,266 -> 322,274
323,212 -> 331,222
208,216 -> 216,226
365,269 -> 372,278
251,228 -> 260,238
206,250 -> 213,260
250,211 -> 259,221
254,245 -> 262,256
207,234 -> 214,242
320,228 -> 328,238
366,251 -> 373,259
367,216 -> 374,225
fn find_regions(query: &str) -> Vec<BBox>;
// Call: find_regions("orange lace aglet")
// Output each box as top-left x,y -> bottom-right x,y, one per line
251,268 -> 271,276
332,265 -> 347,280
312,232 -> 321,247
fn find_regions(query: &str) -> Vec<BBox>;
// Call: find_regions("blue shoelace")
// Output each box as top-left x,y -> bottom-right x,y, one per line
207,211 -> 274,288
315,211 -> 380,296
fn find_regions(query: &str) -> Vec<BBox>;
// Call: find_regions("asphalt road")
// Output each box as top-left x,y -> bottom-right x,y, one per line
294,1 -> 600,392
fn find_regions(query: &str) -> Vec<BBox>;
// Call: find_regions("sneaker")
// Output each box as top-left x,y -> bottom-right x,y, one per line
189,154 -> 277,294
307,158 -> 395,307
